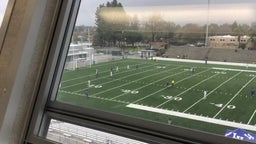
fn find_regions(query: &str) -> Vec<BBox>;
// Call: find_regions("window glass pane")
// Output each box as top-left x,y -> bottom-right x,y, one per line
57,0 -> 256,142
47,119 -> 147,144
0,0 -> 8,28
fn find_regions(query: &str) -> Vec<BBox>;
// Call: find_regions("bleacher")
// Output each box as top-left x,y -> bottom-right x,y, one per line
165,46 -> 256,63
47,120 -> 147,144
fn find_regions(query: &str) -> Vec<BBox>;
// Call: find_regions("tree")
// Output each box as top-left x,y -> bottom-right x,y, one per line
217,23 -> 232,35
94,0 -> 129,46
177,23 -> 204,43
144,14 -> 166,42
231,21 -> 250,48
208,23 -> 219,36
129,15 -> 139,31
248,22 -> 256,50
124,31 -> 143,47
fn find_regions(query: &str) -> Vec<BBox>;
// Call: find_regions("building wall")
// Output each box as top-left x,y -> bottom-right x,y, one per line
208,35 -> 238,48
208,35 -> 250,49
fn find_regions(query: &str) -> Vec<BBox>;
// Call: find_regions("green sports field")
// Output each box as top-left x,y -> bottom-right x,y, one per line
57,59 -> 256,135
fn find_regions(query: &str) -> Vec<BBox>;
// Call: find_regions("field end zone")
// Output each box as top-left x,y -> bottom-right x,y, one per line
127,104 -> 256,132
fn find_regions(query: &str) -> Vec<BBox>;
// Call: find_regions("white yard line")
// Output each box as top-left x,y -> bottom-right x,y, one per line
131,69 -> 211,104
183,71 -> 242,113
73,65 -> 170,93
127,104 -> 256,132
156,73 -> 218,108
59,90 -> 129,104
212,67 -> 256,73
110,69 -> 187,100
247,110 -> 256,125
62,64 -> 154,89
91,66 -> 182,97
213,76 -> 256,118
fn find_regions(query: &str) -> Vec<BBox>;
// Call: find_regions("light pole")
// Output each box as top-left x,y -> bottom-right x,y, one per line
205,0 -> 210,48
121,30 -> 124,59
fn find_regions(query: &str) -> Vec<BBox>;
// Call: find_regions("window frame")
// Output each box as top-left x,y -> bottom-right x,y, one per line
26,0 -> 253,144
0,0 -> 15,54
25,0 -> 81,143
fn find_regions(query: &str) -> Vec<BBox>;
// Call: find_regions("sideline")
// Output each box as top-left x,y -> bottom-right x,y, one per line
212,67 -> 256,73
127,104 -> 256,132
155,57 -> 256,68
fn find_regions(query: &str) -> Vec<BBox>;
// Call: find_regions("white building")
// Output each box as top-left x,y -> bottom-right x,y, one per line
208,35 -> 250,49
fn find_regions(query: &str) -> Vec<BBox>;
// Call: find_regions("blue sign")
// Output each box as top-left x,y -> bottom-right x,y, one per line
225,128 -> 256,143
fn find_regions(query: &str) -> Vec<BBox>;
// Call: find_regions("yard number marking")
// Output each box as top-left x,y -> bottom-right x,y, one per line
156,66 -> 166,69
227,105 -> 236,109
249,74 -> 256,77
210,103 -> 236,109
121,89 -> 139,94
214,71 -> 227,74
162,95 -> 182,101
89,85 -> 102,88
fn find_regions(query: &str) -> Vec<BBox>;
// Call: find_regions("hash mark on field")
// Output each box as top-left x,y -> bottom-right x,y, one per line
183,71 -> 242,113
213,75 -> 256,118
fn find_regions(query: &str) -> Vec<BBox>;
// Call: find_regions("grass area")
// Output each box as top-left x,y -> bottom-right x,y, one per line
57,58 -> 256,135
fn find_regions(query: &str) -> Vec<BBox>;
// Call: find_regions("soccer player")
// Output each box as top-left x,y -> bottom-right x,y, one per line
166,81 -> 170,88
251,88 -> 255,96
116,66 -> 119,72
96,69 -> 99,77
85,90 -> 89,98
192,67 -> 196,73
203,90 -> 207,99
167,117 -> 172,125
205,57 -> 208,64
110,71 -> 113,77
171,80 -> 175,86
127,65 -> 130,69
88,80 -> 91,87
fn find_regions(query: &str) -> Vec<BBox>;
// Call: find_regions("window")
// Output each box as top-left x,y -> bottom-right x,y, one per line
27,0 -> 256,144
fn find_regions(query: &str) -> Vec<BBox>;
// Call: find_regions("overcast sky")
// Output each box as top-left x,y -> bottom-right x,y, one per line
76,0 -> 256,26
0,0 -> 8,27
1,0 -> 255,27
